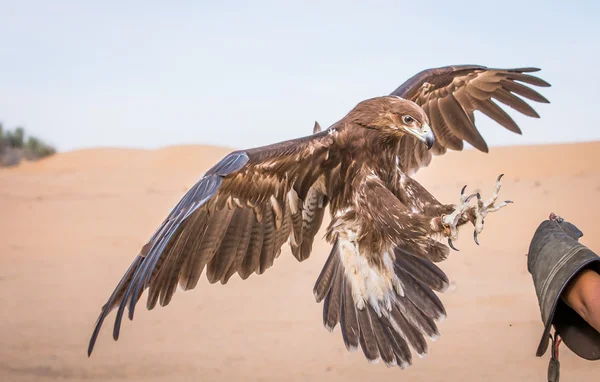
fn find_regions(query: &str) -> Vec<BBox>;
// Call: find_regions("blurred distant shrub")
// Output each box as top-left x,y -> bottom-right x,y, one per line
1,149 -> 21,167
8,127 -> 25,148
25,136 -> 56,159
0,123 -> 56,167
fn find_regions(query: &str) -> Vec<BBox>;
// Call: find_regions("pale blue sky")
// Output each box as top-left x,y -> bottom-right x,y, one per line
1,0 -> 598,152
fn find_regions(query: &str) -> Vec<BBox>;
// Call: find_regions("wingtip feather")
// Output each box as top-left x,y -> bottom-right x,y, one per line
436,313 -> 447,323
384,359 -> 398,368
324,323 -> 337,332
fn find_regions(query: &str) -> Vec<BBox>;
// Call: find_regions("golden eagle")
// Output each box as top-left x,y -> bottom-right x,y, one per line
88,65 -> 550,368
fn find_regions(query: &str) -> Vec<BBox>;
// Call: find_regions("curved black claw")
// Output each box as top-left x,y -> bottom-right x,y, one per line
465,193 -> 478,203
474,230 -> 480,245
461,185 -> 467,196
448,238 -> 459,251
497,173 -> 505,182
506,200 -> 514,204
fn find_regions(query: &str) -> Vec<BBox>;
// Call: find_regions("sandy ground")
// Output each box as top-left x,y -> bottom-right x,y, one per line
1,141 -> 599,381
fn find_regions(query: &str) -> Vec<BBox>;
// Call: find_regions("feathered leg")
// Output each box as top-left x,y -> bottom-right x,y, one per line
441,174 -> 512,249
397,173 -> 512,250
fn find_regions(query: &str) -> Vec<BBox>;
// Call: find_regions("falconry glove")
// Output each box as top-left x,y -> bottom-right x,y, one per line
527,214 -> 600,380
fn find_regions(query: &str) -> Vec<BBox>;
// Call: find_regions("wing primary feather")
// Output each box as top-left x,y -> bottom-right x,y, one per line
428,99 -> 464,151
124,218 -> 183,324
88,255 -> 143,356
506,67 -> 541,73
127,236 -> 167,314
505,72 -> 551,87
500,79 -> 550,103
475,98 -> 522,134
491,88 -> 540,118
438,94 -> 488,152
129,220 -> 178,313
143,223 -> 189,311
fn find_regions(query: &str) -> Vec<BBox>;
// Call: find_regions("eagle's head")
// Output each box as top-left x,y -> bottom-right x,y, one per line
348,96 -> 435,149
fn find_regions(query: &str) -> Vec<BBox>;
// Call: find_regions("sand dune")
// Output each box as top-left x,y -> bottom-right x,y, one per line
1,141 -> 599,381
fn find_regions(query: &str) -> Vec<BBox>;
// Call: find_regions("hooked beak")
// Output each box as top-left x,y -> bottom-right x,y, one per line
405,123 -> 435,150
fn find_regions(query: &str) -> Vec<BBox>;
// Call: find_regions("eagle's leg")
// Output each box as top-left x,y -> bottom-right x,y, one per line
472,174 -> 513,245
441,187 -> 478,251
396,173 -> 505,249
396,174 -> 477,249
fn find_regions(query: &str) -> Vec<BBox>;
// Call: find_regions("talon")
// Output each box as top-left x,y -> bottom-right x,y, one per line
461,185 -> 467,195
474,230 -> 479,245
465,193 -> 478,203
506,200 -> 513,204
448,238 -> 459,251
497,174 -> 504,182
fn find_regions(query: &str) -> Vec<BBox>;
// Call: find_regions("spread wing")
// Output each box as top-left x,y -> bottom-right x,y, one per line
88,131 -> 339,356
390,65 -> 551,174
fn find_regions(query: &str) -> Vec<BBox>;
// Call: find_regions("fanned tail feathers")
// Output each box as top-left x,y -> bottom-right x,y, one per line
313,239 -> 449,368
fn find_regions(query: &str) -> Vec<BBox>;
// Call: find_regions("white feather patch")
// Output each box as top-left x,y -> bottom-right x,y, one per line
337,238 -> 401,315
286,188 -> 300,215
269,195 -> 282,230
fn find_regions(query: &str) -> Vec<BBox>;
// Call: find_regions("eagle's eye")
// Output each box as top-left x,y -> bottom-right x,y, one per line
402,115 -> 415,124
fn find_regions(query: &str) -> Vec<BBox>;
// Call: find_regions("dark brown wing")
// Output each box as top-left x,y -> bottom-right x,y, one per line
88,131 -> 340,356
391,65 -> 551,174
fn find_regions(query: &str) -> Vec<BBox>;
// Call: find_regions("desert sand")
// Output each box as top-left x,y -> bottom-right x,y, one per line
1,141 -> 599,381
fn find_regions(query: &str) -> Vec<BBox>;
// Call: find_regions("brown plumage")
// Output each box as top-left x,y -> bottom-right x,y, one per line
390,65 -> 550,174
88,65 -> 550,369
